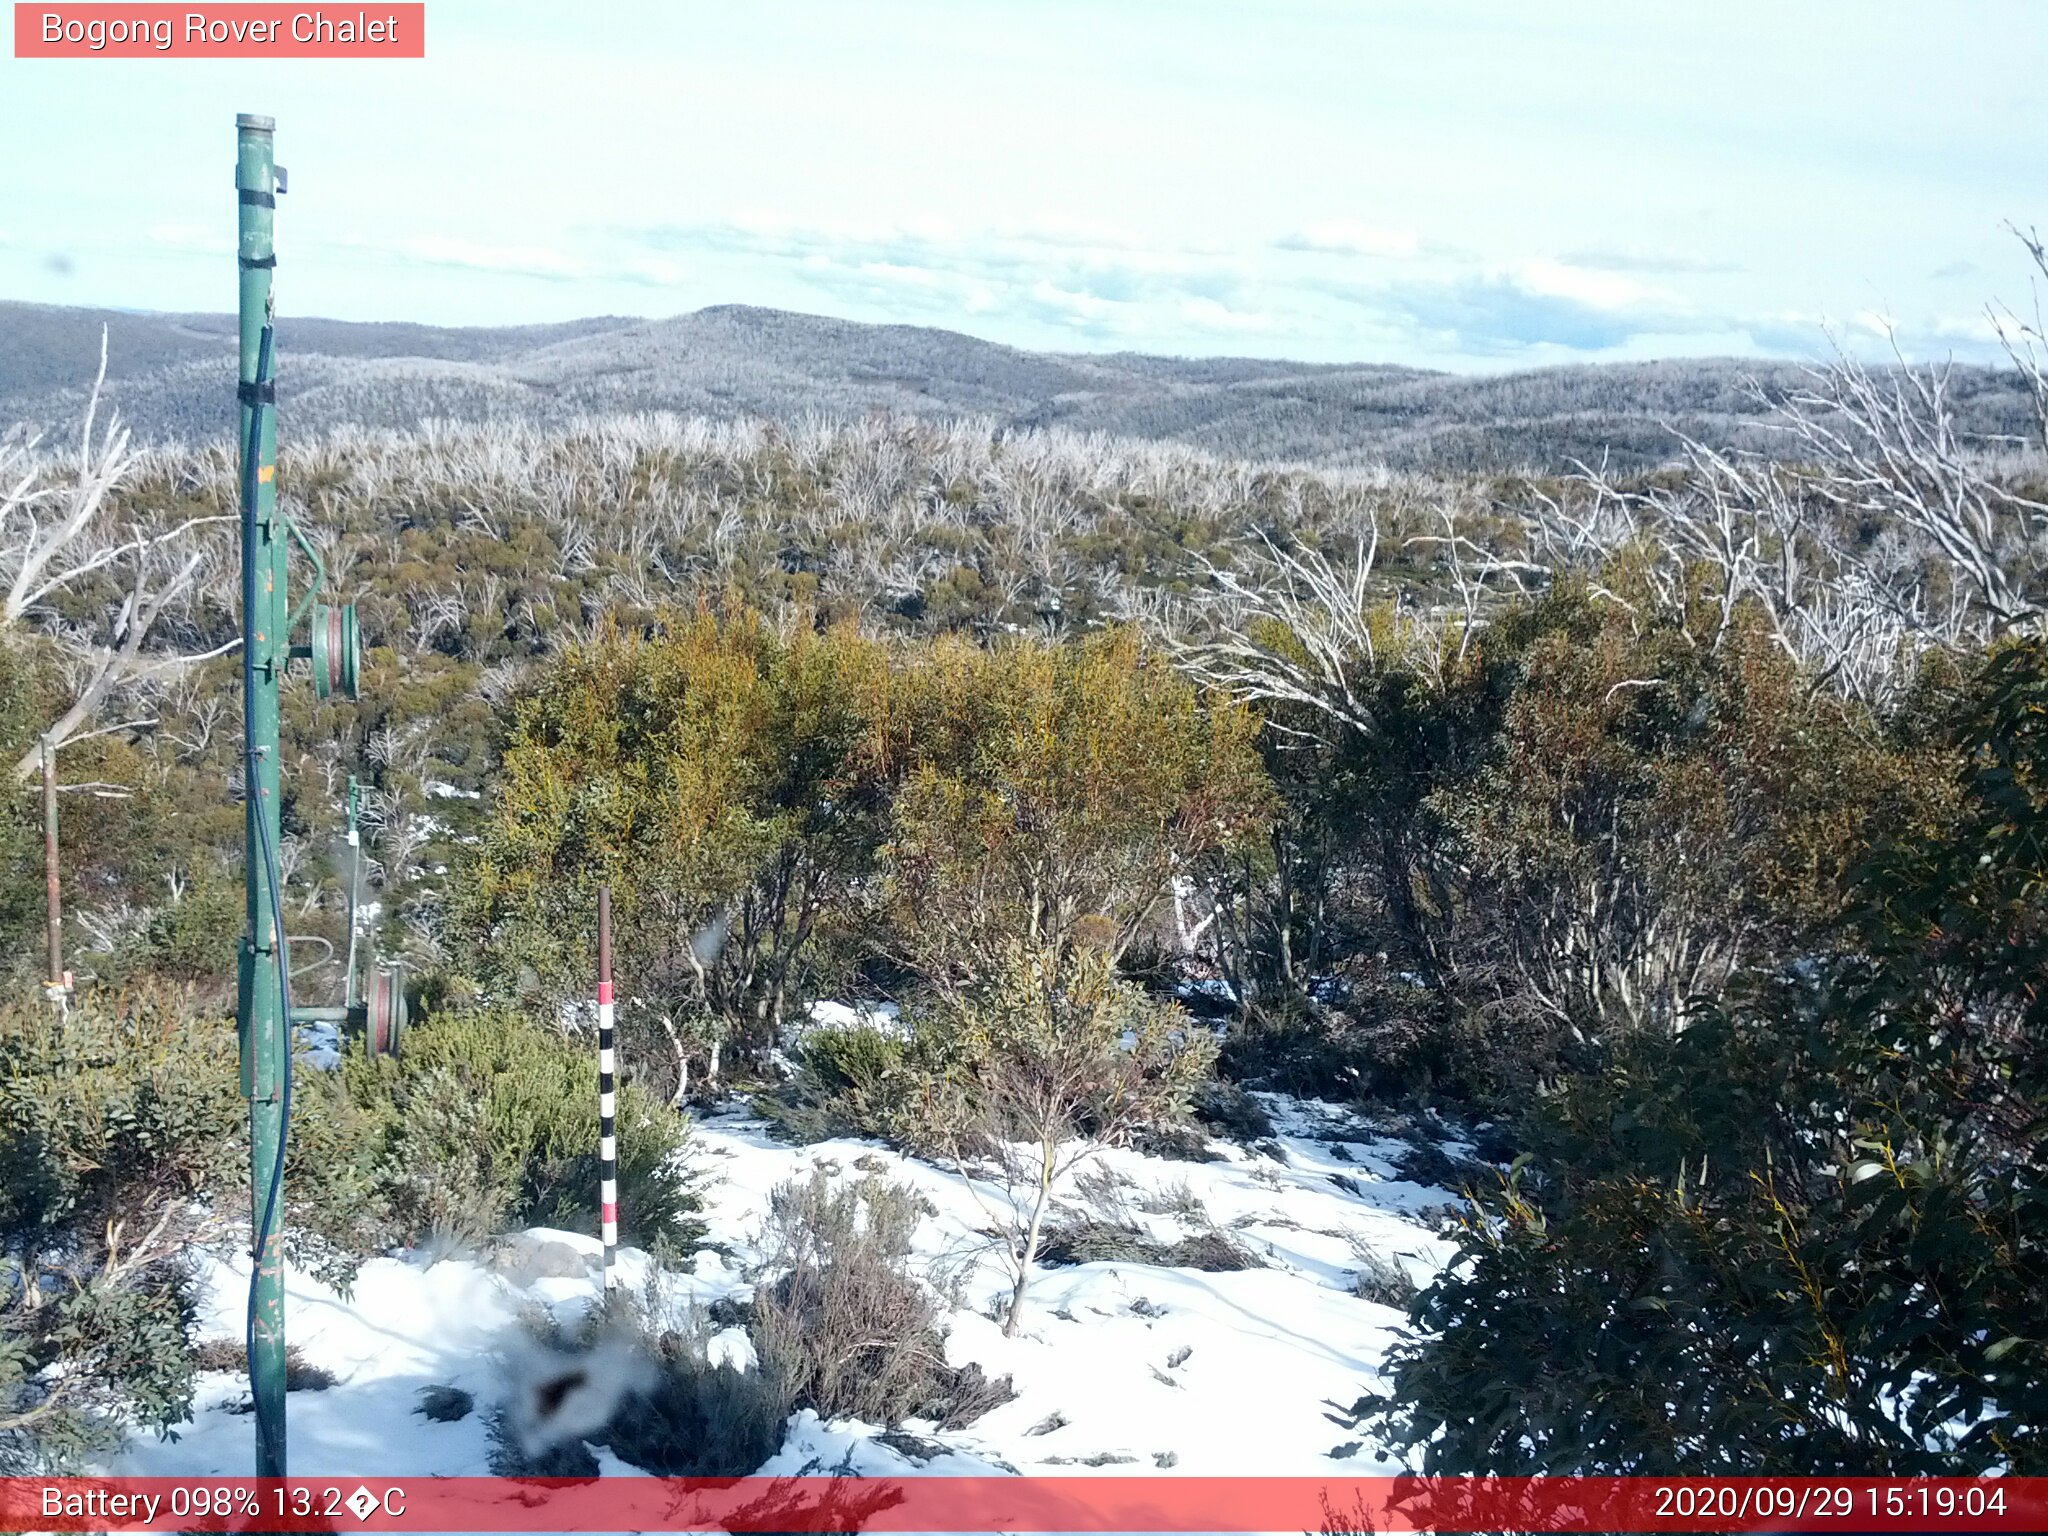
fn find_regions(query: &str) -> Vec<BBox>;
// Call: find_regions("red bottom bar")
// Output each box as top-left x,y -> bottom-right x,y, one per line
4,1475 -> 2042,1533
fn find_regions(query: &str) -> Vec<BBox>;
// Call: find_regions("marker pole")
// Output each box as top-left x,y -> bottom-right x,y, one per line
597,885 -> 619,1291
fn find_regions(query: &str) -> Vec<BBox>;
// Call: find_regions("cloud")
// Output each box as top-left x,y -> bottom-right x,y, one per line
617,216 -> 1878,363
611,216 -> 1791,359
1345,274 -> 1679,356
400,236 -> 589,280
1512,258 -> 1658,310
1557,244 -> 1744,276
192,209 -> 2009,369
622,217 -> 1268,343
1274,221 -> 1423,261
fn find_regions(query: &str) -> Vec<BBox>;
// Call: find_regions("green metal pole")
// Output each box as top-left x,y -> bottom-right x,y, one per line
235,110 -> 288,1480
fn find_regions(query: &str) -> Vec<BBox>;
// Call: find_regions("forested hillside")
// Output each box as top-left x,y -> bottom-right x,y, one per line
5,297 -> 2037,473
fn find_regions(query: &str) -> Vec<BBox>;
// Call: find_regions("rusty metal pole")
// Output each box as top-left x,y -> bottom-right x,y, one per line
41,734 -> 63,1004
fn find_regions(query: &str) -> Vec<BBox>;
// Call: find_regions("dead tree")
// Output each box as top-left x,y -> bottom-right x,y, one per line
3,333 -> 235,781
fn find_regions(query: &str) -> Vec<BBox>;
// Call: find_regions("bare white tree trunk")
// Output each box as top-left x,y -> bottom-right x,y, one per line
3,333 -> 235,780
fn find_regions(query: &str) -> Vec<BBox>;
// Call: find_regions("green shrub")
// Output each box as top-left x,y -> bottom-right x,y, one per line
883,628 -> 1272,991
0,990 -> 371,1468
340,1009 -> 702,1255
1361,643 -> 2048,1475
0,638 -> 44,969
752,1023 -> 909,1145
455,610 -> 894,1062
919,944 -> 1218,1334
137,877 -> 247,982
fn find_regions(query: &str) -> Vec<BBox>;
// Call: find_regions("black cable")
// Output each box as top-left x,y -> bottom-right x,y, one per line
240,319 -> 295,1398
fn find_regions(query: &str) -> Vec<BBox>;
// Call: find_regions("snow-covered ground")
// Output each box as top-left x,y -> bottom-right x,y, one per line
123,1092 -> 1468,1479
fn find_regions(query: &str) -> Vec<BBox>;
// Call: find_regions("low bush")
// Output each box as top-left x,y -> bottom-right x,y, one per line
0,990 -> 373,1469
1190,1078 -> 1275,1142
751,1023 -> 910,1146
1037,1217 -> 1262,1273
1348,1244 -> 1419,1310
919,944 -> 1218,1334
339,1009 -> 702,1255
495,1297 -> 791,1477
189,1337 -> 338,1392
601,1316 -> 794,1476
751,1169 -> 1011,1429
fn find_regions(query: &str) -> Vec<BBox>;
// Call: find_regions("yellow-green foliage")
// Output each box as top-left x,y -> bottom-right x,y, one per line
458,610 -> 1272,1062
884,627 -> 1272,986
460,607 -> 895,1056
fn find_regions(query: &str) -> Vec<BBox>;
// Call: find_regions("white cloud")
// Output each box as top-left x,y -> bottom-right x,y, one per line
1180,296 -> 1271,333
1513,258 -> 1656,311
1275,221 -> 1423,260
400,236 -> 588,279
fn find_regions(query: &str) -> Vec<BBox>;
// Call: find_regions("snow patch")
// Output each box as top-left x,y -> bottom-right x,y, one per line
128,1091 -> 1472,1479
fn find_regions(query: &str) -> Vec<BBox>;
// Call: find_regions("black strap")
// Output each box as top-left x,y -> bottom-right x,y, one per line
238,188 -> 275,208
238,380 -> 277,405
239,254 -> 276,269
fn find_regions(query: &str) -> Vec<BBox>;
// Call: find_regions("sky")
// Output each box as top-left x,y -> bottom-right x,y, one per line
1,0 -> 2042,371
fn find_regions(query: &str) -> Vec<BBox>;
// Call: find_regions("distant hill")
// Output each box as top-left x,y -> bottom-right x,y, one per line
1,299 -> 2034,473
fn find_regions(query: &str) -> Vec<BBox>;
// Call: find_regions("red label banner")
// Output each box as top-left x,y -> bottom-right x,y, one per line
13,4 -> 425,57
2,1475 -> 2043,1533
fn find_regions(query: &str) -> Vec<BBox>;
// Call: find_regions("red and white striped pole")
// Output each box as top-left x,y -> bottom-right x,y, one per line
596,884 -> 619,1294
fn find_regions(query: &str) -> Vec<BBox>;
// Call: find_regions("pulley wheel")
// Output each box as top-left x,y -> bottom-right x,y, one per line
366,967 -> 406,1057
310,602 -> 361,701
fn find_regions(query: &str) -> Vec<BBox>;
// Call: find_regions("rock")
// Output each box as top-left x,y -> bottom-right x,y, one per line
416,1384 -> 474,1422
487,1231 -> 599,1286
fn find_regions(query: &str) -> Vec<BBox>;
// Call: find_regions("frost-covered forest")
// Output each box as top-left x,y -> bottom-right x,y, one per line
4,296 -> 2040,473
2,250 -> 2045,1479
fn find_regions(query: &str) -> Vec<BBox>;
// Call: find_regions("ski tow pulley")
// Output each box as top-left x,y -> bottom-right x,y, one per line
309,602 -> 361,700
363,965 -> 407,1057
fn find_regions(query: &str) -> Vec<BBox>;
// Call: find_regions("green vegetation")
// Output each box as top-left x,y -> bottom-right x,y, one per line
0,992 -> 697,1466
334,1009 -> 700,1254
914,943 -> 1219,1334
1360,642 -> 2047,1474
3,260 -> 2044,1469
0,989 -> 376,1467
